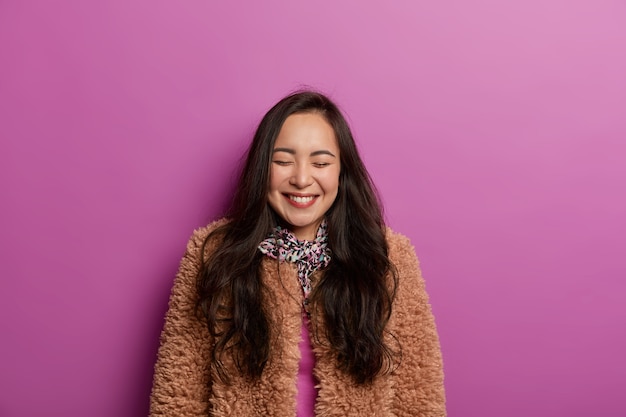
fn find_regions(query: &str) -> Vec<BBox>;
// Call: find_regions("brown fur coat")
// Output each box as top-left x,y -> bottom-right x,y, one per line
150,220 -> 446,416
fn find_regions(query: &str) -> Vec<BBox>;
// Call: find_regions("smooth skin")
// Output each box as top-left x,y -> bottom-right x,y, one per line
267,112 -> 341,241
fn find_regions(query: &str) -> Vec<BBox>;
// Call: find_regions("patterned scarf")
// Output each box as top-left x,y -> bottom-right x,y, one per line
258,220 -> 332,303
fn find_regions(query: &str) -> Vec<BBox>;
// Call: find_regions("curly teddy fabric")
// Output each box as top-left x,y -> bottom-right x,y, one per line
150,219 -> 447,417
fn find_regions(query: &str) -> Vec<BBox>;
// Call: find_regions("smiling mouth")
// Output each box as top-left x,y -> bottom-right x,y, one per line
289,195 -> 315,203
284,194 -> 318,207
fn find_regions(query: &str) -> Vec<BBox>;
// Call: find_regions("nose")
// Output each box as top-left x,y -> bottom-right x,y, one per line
289,163 -> 313,189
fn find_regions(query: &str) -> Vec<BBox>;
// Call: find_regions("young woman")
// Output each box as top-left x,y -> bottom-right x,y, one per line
150,91 -> 446,416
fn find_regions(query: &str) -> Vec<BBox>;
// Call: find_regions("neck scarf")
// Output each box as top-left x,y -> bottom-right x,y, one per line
258,220 -> 332,303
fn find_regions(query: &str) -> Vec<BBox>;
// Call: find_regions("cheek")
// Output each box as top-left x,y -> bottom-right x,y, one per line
321,169 -> 340,193
267,173 -> 281,211
268,168 -> 281,193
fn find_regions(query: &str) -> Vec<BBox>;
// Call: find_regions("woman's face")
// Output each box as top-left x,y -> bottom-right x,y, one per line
267,112 -> 341,241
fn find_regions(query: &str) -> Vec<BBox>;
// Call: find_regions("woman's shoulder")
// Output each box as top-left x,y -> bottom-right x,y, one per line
384,226 -> 433,316
384,226 -> 420,266
185,217 -> 231,253
383,226 -> 428,297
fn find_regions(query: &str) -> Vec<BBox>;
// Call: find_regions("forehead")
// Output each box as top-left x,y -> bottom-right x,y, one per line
274,113 -> 338,151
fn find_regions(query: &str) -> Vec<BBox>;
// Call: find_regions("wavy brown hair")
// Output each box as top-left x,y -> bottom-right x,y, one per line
197,90 -> 398,384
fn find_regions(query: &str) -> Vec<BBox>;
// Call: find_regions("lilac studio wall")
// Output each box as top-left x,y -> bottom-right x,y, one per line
1,1 -> 625,416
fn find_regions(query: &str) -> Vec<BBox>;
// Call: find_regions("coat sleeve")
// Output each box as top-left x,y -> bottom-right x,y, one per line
149,226 -> 216,416
387,231 -> 446,417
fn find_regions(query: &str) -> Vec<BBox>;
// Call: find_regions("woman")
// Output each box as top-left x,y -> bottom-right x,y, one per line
150,91 -> 446,416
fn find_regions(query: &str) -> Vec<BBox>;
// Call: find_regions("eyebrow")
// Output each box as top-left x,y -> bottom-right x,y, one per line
272,147 -> 336,158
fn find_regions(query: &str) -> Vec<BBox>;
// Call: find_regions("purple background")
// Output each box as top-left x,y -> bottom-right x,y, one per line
1,1 -> 625,416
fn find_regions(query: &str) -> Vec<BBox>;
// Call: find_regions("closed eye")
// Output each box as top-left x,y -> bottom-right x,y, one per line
273,160 -> 292,166
313,162 -> 330,168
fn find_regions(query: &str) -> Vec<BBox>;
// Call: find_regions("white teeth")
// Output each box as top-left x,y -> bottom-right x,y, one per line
289,195 -> 314,204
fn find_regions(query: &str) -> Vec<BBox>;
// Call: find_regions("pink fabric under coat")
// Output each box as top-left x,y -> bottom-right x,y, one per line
296,313 -> 317,417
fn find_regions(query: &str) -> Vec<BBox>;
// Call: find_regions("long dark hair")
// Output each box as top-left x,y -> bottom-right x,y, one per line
197,90 -> 398,384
